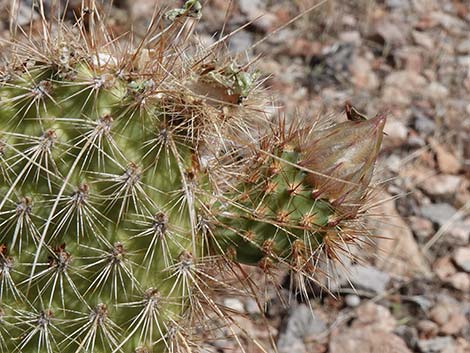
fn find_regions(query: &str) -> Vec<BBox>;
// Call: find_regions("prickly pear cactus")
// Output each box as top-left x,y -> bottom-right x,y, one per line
0,2 -> 385,352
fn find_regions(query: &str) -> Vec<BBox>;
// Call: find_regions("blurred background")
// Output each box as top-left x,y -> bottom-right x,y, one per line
1,1 -> 468,352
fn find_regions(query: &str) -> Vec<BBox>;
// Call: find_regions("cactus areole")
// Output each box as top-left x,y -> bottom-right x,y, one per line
0,3 -> 385,353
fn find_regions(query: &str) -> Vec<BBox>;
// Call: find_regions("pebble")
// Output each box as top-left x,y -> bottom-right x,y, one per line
387,154 -> 403,173
346,265 -> 391,295
349,56 -> 379,89
457,39 -> 470,54
443,338 -> 470,353
353,302 -> 397,332
330,327 -> 412,353
372,192 -> 430,276
374,20 -> 408,46
277,304 -> 327,353
433,256 -> 457,281
417,320 -> 439,338
408,134 -> 426,147
417,336 -> 454,353
420,174 -> 462,197
452,247 -> 470,272
395,46 -> 424,72
440,308 -> 468,335
430,11 -> 467,35
446,222 -> 470,246
344,294 -> 361,308
228,31 -> 253,54
239,0 -> 264,16
386,0 -> 411,9
429,302 -> 467,335
384,119 -> 409,144
429,303 -> 453,326
238,0 -> 275,33
429,138 -> 461,174
423,81 -> 449,100
383,71 -> 427,105
224,298 -> 245,313
421,203 -> 461,227
457,55 -> 470,67
413,113 -> 436,135
409,216 -> 434,241
395,325 -> 419,349
447,272 -> 470,292
244,297 -> 261,315
339,31 -> 362,45
9,3 -> 38,26
412,30 -> 435,50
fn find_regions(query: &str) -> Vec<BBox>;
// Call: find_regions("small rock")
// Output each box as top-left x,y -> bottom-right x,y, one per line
347,265 -> 390,295
244,297 -> 261,315
349,56 -> 379,89
239,0 -> 264,16
407,295 -> 433,311
433,256 -> 457,281
408,134 -> 426,147
339,31 -> 362,45
395,46 -> 423,72
386,0 -> 410,9
287,38 -> 321,57
446,222 -> 470,245
374,21 -> 408,46
277,304 -> 327,353
10,3 -> 38,26
199,344 -> 219,353
387,154 -> 403,173
429,303 -> 454,326
228,31 -> 253,53
417,320 -> 439,338
442,338 -> 470,353
384,71 -> 427,88
238,0 -> 275,32
447,272 -> 470,292
344,294 -> 361,308
409,216 -> 434,241
440,309 -> 468,335
429,138 -> 461,174
383,71 -> 427,105
417,336 -> 454,353
430,11 -> 467,35
395,325 -> 419,349
423,82 -> 449,100
372,192 -> 430,277
421,203 -> 461,227
341,14 -> 357,27
457,39 -> 470,54
412,30 -> 435,50
330,327 -> 412,353
384,119 -> 409,145
457,56 -> 470,67
412,113 -> 436,135
452,247 -> 470,272
224,298 -> 245,312
353,302 -> 397,332
419,174 -> 463,197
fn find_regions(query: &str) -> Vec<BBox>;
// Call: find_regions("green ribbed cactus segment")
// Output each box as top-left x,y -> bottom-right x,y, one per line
214,148 -> 335,266
0,4 -> 386,353
0,52 -> 197,353
212,112 -> 386,269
